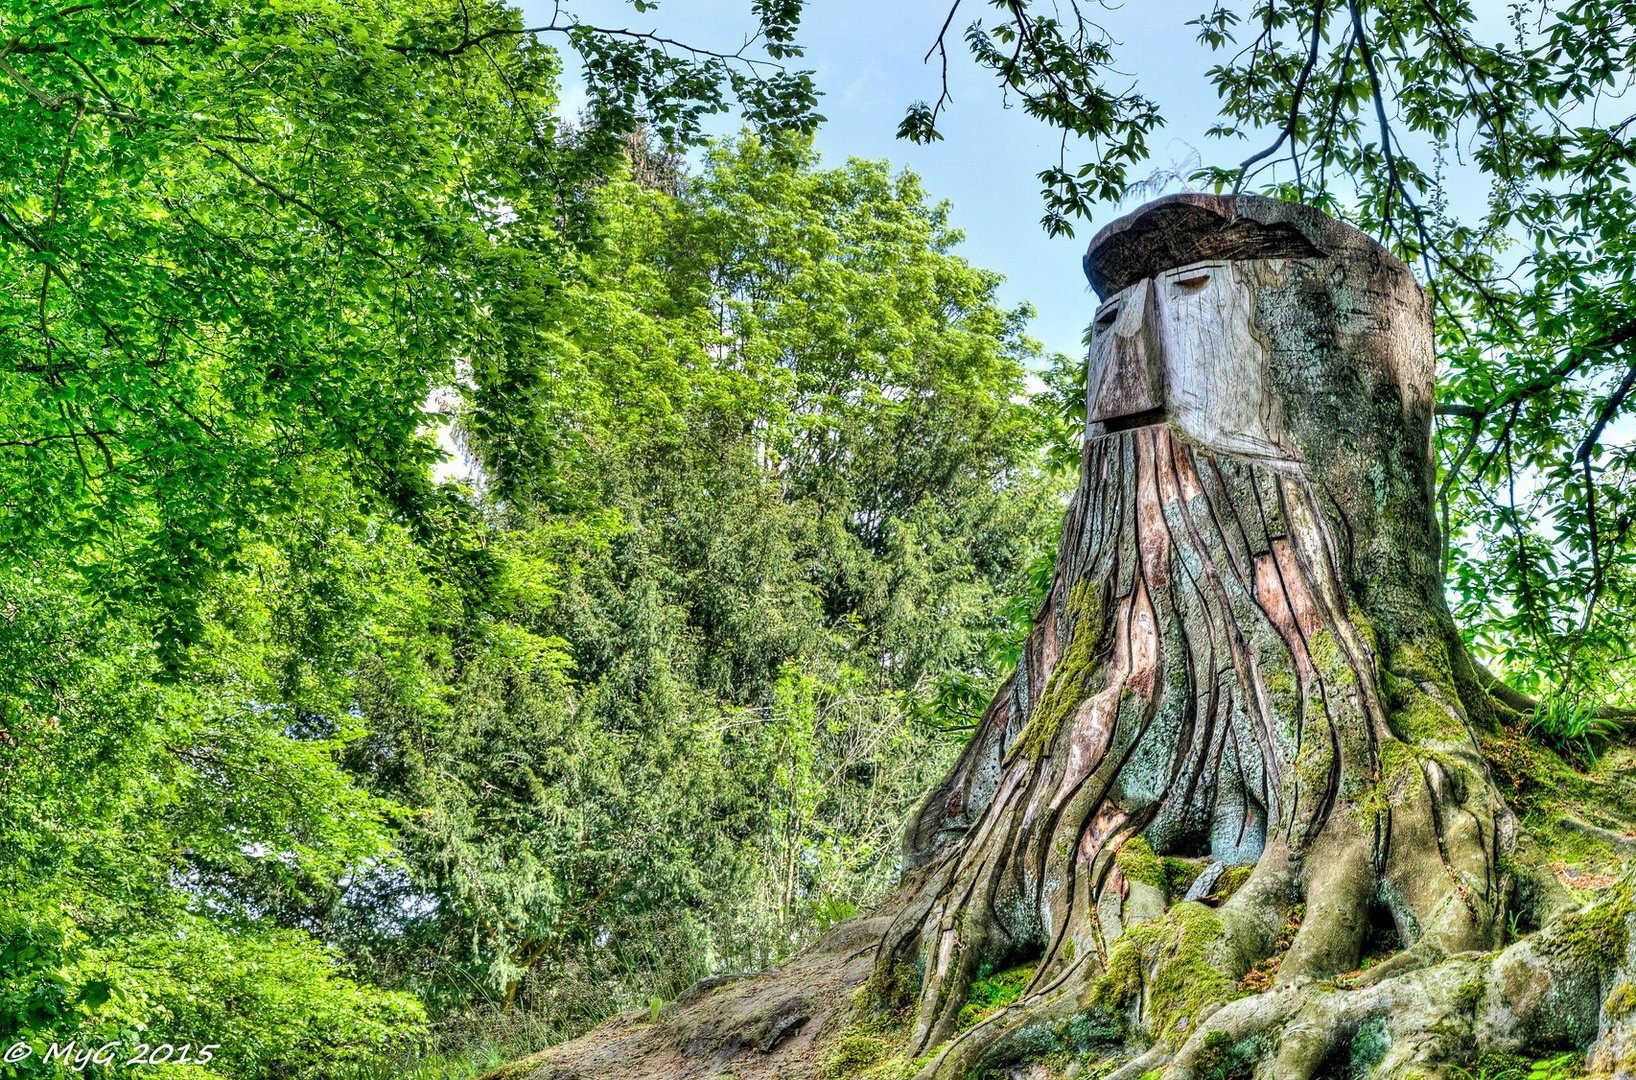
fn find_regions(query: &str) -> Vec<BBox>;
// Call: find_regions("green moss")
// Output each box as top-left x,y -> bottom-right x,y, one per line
1162,857 -> 1203,900
1293,737 -> 1335,802
1389,682 -> 1464,743
1095,937 -> 1143,1008
1391,637 -> 1456,694
1091,902 -> 1231,1048
1551,887 -> 1632,976
823,1031 -> 890,1078
825,961 -> 923,1079
1348,1016 -> 1390,1077
1194,1029 -> 1270,1080
955,963 -> 1035,1031
1011,579 -> 1106,762
1117,837 -> 1167,890
1453,974 -> 1486,1013
1208,866 -> 1253,903
1356,739 -> 1470,831
1307,628 -> 1344,676
1606,981 -> 1636,1021
861,960 -> 918,1016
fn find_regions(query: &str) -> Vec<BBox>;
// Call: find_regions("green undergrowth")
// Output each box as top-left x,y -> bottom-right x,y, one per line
1528,696 -> 1623,765
1451,1050 -> 1583,1080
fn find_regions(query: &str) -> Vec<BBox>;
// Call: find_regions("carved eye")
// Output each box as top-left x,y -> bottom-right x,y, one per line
1171,272 -> 1211,291
1094,304 -> 1120,330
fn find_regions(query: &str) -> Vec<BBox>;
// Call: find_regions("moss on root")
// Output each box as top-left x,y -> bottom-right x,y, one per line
1117,837 -> 1168,890
956,963 -> 1035,1031
1549,886 -> 1632,976
1208,866 -> 1253,904
1347,1016 -> 1391,1077
1388,681 -> 1466,743
862,960 -> 919,1015
1090,902 -> 1232,1047
820,961 -> 923,1079
1011,579 -> 1107,762
1389,636 -> 1458,696
1607,981 -> 1636,1021
1194,1029 -> 1270,1080
1163,857 -> 1204,901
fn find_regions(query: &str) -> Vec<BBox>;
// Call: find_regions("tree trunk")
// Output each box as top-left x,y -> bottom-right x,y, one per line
499,196 -> 1636,1080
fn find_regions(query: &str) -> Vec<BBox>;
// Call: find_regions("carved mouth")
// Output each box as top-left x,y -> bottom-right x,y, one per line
1096,406 -> 1167,434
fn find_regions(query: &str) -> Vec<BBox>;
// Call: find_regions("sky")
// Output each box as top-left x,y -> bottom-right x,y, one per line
515,0 -> 1243,362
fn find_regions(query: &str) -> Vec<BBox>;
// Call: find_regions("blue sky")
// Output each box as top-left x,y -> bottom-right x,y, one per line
517,1 -> 1241,362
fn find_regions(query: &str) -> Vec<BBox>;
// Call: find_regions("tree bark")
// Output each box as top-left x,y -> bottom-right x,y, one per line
499,196 -> 1636,1080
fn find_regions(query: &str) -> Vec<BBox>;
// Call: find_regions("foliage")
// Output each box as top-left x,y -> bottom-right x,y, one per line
0,501 -> 431,1077
349,132 -> 1075,1056
1528,695 -> 1624,763
1453,1051 -> 1584,1080
0,2 -> 870,1075
897,3 -> 1162,237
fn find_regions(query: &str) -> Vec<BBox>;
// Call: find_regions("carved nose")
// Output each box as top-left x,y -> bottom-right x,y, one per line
1089,278 -> 1165,427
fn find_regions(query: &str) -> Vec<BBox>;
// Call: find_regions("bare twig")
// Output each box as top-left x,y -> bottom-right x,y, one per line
1233,0 -> 1327,195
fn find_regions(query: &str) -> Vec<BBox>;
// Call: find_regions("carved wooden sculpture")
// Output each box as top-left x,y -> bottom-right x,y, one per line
887,193 -> 1510,1074
513,196 -> 1636,1080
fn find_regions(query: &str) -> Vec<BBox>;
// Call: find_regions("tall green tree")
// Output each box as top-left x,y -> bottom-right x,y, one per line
0,1 -> 818,1074
341,132 -> 1075,1043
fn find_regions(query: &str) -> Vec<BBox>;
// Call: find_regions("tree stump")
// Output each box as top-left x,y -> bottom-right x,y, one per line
505,196 -> 1636,1080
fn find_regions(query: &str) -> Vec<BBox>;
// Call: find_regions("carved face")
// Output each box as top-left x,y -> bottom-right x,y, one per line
1087,259 -> 1289,466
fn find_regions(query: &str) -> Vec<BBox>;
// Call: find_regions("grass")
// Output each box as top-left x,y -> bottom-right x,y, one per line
1529,695 -> 1622,765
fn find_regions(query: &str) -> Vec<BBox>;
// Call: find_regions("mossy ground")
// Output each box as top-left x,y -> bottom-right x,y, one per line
1482,731 -> 1636,895
822,963 -> 922,1079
